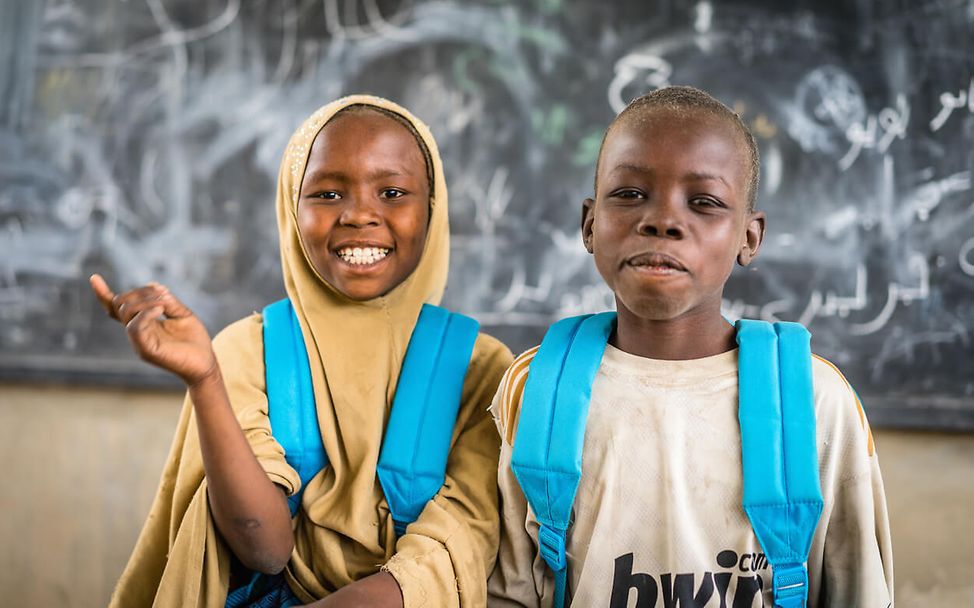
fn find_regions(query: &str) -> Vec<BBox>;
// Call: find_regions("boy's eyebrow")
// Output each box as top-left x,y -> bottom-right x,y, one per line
610,164 -> 730,188
683,171 -> 731,188
610,163 -> 655,177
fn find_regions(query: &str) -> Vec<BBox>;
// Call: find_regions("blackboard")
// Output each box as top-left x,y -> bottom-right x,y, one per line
2,0 -> 972,430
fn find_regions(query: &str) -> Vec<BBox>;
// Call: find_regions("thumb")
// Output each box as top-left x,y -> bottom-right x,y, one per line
89,274 -> 119,318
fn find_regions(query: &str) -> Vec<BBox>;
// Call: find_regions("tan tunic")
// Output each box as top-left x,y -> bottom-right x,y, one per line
112,316 -> 510,607
488,344 -> 893,607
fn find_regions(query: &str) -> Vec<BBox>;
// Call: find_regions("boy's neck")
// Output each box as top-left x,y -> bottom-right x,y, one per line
610,305 -> 736,361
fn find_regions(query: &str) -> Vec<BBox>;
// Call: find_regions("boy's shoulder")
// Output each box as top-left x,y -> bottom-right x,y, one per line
811,354 -> 855,397
810,353 -> 876,458
492,346 -> 540,446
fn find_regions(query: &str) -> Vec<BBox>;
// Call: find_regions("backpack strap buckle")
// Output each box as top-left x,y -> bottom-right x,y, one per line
772,562 -> 809,607
537,524 -> 567,571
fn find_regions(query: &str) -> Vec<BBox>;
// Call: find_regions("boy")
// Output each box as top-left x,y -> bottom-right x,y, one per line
487,87 -> 893,607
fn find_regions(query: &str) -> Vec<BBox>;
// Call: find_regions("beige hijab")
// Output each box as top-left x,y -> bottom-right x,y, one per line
111,96 -> 510,607
279,96 -> 449,595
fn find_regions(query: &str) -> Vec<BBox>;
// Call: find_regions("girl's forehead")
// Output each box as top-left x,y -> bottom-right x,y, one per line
313,110 -> 411,147
316,112 -> 424,165
307,114 -> 420,165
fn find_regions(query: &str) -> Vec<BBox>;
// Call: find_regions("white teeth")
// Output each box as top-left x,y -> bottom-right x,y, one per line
337,246 -> 389,265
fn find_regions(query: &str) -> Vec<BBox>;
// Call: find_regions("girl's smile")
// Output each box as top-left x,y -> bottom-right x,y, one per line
334,245 -> 392,266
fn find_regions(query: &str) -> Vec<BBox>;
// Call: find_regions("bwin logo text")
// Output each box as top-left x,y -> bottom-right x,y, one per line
609,550 -> 770,607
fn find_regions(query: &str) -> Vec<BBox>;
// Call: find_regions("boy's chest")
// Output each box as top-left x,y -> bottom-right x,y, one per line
564,375 -> 775,607
580,372 -> 745,498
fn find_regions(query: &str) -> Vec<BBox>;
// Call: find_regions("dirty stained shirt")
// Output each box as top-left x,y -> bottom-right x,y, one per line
487,344 -> 893,608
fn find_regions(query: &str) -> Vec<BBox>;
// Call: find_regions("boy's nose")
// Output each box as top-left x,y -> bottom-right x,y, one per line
637,200 -> 685,239
339,196 -> 382,227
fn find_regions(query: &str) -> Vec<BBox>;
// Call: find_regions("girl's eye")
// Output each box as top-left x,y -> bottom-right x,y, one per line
310,191 -> 340,200
381,188 -> 406,199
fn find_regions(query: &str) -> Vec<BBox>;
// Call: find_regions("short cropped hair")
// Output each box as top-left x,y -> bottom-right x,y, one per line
595,86 -> 761,211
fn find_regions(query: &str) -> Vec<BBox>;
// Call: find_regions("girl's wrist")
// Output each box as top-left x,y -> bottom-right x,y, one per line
185,359 -> 223,395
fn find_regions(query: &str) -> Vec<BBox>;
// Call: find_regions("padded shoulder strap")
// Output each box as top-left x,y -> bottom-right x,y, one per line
736,320 -> 823,608
511,312 -> 616,608
376,304 -> 480,536
262,298 -> 327,517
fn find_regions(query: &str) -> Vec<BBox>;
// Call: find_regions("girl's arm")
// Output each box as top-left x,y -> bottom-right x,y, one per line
302,572 -> 403,608
90,275 -> 294,574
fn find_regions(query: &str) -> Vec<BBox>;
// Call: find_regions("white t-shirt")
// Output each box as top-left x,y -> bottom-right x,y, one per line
488,343 -> 893,608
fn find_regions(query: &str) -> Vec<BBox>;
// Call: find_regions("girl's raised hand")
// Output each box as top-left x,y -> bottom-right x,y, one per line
89,274 -> 218,386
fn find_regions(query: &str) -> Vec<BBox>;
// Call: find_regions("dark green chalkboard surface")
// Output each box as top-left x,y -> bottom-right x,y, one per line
2,0 -> 972,429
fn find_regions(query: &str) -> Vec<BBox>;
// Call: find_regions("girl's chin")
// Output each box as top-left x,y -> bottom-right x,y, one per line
333,274 -> 403,302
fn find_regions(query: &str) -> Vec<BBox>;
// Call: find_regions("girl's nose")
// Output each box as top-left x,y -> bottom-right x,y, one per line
339,195 -> 381,228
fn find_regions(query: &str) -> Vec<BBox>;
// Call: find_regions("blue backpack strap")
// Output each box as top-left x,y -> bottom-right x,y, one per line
262,298 -> 328,517
376,303 -> 481,536
736,320 -> 824,608
511,312 -> 616,608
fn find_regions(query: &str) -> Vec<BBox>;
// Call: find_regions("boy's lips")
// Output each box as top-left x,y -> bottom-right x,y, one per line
625,251 -> 688,272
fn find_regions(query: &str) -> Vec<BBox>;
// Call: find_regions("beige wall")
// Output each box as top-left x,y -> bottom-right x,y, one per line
0,384 -> 181,607
1,383 -> 972,606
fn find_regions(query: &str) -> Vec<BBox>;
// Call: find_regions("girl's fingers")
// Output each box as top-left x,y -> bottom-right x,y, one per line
156,288 -> 195,320
113,285 -> 168,324
128,304 -> 165,331
117,292 -> 168,325
127,305 -> 165,357
89,276 -> 186,326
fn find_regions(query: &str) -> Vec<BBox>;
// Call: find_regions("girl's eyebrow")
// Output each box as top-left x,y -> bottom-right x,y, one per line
303,168 -> 415,183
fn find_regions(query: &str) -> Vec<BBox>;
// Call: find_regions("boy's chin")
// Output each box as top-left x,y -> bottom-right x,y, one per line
615,294 -> 704,323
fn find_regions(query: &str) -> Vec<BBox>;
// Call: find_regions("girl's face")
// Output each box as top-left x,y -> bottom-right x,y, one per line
297,110 -> 431,301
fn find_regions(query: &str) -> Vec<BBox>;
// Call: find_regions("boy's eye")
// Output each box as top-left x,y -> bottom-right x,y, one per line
610,189 -> 645,200
381,188 -> 407,199
690,196 -> 723,209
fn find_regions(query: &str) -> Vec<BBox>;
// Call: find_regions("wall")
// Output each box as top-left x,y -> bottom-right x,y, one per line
0,384 -> 179,606
1,383 -> 972,606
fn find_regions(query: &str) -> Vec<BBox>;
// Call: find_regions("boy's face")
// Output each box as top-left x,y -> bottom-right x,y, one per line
582,108 -> 764,323
297,111 -> 430,301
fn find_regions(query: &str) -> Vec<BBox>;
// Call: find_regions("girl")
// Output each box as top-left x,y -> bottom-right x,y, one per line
93,95 -> 512,607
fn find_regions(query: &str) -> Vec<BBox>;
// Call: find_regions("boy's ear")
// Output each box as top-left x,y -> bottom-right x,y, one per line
738,211 -> 766,266
581,198 -> 596,254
